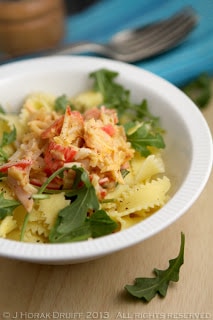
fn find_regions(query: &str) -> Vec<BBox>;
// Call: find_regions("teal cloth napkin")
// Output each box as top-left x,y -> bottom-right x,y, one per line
64,0 -> 213,86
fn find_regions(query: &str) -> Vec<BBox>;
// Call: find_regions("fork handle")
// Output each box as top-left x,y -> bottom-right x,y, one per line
0,41 -> 107,65
52,41 -> 106,55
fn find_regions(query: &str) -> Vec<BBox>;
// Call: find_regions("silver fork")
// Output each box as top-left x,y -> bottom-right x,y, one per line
0,7 -> 197,64
53,7 -> 198,62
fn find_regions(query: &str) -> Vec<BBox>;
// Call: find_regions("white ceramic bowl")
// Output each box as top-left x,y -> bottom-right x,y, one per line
0,56 -> 212,264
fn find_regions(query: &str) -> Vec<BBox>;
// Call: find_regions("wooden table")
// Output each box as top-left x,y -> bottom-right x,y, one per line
0,84 -> 212,319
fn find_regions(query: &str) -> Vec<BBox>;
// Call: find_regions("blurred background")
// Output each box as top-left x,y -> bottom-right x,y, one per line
64,0 -> 99,14
0,0 -> 212,87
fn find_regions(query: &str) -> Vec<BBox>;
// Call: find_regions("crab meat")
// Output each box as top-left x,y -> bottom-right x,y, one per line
43,141 -> 77,174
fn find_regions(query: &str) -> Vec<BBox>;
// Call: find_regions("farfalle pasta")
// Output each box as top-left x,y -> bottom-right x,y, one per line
0,69 -> 171,243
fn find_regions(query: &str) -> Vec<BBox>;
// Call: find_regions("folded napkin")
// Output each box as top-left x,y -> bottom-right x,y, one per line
65,0 -> 213,86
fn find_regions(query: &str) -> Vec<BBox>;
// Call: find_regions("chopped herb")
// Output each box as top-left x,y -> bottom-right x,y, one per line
125,232 -> 185,302
121,169 -> 129,179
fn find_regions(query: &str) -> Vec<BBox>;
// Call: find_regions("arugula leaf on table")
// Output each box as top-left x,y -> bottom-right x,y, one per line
90,69 -> 165,155
180,73 -> 211,109
124,122 -> 165,157
125,232 -> 185,302
0,192 -> 20,219
0,126 -> 16,162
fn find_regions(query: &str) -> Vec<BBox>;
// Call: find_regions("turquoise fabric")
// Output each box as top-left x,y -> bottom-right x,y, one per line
64,0 -> 213,86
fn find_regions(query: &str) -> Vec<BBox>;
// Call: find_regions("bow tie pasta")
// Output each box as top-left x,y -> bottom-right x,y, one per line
0,69 -> 171,243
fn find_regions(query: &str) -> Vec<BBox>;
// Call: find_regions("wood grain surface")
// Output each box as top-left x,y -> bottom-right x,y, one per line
0,83 -> 212,319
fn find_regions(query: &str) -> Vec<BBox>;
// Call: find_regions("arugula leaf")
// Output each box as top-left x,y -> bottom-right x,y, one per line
125,232 -> 185,302
49,165 -> 100,242
181,73 -> 211,109
54,94 -> 70,113
90,69 -> 159,124
0,126 -> 16,147
90,210 -> 118,238
49,220 -> 91,243
90,69 -> 130,114
0,105 -> 5,114
125,122 -> 165,157
56,185 -> 99,235
46,165 -> 118,243
49,210 -> 118,243
0,126 -> 16,162
90,69 -> 165,155
0,192 -> 20,219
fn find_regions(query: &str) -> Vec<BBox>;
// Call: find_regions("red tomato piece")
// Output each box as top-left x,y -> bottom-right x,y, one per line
101,124 -> 116,136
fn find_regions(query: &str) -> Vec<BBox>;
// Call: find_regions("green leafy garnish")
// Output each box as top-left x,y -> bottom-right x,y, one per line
125,232 -> 185,302
49,210 -> 118,243
54,94 -> 70,113
90,69 -> 160,123
181,73 -> 211,109
0,126 -> 16,162
48,165 -> 117,243
0,192 -> 20,219
90,69 -> 165,156
90,69 -> 130,115
124,122 -> 165,156
89,209 -> 118,238
0,105 -> 5,114
1,126 -> 16,146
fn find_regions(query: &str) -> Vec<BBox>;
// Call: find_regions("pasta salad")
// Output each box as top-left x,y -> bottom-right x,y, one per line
0,69 -> 171,243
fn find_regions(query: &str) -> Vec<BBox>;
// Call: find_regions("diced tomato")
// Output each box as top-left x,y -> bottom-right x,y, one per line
0,159 -> 33,173
44,141 -> 77,174
101,124 -> 115,136
41,116 -> 64,139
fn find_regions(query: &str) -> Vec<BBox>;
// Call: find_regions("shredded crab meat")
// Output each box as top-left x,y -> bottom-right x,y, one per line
0,105 -> 135,210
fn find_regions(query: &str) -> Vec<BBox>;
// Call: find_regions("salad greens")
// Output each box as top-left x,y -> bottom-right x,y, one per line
41,166 -> 118,243
181,73 -> 211,109
124,122 -> 165,157
0,192 -> 20,219
0,126 -> 16,163
125,232 -> 185,302
48,69 -> 166,241
54,94 -> 71,113
90,69 -> 165,156
0,68 -> 166,242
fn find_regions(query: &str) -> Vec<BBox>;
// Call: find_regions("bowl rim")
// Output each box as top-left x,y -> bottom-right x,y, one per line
0,55 -> 212,264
